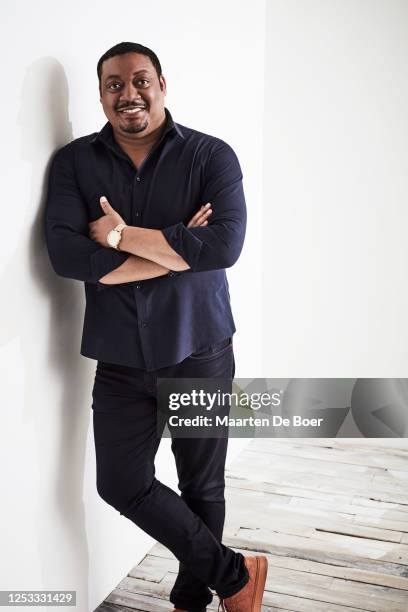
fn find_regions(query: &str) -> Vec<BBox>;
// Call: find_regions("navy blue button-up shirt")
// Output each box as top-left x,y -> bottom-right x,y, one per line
45,108 -> 246,370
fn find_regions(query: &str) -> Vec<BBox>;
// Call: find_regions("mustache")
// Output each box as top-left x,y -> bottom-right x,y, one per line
116,102 -> 147,111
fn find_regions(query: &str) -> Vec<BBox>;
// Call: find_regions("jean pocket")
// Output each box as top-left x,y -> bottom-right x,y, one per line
189,337 -> 232,360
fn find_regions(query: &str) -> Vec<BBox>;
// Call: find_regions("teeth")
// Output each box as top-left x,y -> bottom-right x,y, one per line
121,107 -> 144,113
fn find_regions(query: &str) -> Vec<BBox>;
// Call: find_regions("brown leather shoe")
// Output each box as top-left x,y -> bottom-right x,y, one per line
218,556 -> 268,611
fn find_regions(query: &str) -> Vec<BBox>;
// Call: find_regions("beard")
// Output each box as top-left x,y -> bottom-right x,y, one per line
119,119 -> 149,134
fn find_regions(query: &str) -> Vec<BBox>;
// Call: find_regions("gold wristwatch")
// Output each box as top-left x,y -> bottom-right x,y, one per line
107,223 -> 127,250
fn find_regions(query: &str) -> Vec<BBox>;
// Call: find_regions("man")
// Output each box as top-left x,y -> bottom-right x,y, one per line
45,42 -> 268,612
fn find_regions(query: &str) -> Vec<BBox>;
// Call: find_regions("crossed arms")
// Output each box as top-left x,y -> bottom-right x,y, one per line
45,142 -> 247,288
89,199 -> 212,286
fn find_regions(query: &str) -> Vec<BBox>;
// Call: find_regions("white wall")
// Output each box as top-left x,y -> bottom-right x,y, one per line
0,1 -> 265,610
262,0 -> 408,377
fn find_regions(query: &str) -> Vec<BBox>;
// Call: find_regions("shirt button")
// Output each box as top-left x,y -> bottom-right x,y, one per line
136,176 -> 141,182
135,211 -> 140,217
141,321 -> 148,328
135,284 -> 141,289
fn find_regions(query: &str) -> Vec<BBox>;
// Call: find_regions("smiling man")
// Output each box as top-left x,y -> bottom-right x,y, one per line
45,42 -> 267,612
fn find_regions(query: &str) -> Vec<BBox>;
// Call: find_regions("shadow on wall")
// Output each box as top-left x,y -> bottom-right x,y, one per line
1,57 -> 90,610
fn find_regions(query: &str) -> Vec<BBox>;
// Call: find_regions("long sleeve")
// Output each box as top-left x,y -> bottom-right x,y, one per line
44,145 -> 129,289
161,142 -> 247,272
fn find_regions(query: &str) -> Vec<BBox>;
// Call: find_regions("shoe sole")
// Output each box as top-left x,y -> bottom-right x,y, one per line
252,556 -> 268,611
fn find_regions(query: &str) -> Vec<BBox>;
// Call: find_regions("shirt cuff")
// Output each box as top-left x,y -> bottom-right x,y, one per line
90,247 -> 129,292
161,223 -> 203,272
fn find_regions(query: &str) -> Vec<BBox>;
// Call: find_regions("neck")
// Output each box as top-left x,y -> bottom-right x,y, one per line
113,111 -> 167,152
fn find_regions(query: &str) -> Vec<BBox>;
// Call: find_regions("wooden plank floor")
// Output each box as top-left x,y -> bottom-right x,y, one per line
95,439 -> 408,611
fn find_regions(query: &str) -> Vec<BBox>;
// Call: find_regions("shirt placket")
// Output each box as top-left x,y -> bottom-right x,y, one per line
97,122 -> 177,371
127,132 -> 178,371
130,165 -> 156,371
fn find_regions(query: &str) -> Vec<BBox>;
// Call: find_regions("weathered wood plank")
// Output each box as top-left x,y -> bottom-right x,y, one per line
225,488 -> 405,542
223,531 -> 408,576
255,439 -> 408,456
107,590 -> 171,611
263,590 -> 366,611
246,440 -> 408,471
242,450 -> 379,478
226,472 -> 408,508
148,544 -> 408,591
94,604 -> 140,612
288,496 -> 408,525
227,459 -> 408,504
262,579 -> 407,611
233,526 -> 408,565
352,496 -> 408,513
128,555 -> 177,582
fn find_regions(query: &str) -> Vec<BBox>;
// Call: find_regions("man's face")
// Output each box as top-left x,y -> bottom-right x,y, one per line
99,52 -> 166,136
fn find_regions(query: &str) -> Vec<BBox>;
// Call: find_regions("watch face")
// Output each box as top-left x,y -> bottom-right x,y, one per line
107,230 -> 119,248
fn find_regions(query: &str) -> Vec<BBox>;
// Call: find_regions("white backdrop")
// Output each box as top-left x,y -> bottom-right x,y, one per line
0,1 -> 265,610
262,0 -> 408,377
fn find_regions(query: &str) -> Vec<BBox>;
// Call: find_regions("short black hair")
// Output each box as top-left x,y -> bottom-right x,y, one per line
97,42 -> 162,83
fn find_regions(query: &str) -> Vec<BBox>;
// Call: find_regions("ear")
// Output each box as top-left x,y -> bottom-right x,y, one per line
159,75 -> 167,95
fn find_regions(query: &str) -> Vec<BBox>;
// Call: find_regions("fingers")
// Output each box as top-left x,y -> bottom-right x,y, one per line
100,195 -> 113,214
187,203 -> 213,228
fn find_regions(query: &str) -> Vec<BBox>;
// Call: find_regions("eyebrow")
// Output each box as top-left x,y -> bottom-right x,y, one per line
104,70 -> 151,81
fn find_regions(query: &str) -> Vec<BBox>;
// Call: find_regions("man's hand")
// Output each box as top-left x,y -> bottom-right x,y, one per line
187,202 -> 212,228
88,196 -> 125,247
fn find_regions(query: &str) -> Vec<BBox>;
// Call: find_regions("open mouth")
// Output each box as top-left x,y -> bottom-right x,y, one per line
118,106 -> 146,115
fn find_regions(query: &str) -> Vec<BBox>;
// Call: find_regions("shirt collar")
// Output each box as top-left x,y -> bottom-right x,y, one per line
90,107 -> 184,148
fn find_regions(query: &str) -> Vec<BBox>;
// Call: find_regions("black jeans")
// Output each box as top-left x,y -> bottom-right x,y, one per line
91,338 -> 249,612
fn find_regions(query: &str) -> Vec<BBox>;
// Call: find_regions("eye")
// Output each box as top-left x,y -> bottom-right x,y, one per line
106,82 -> 121,91
135,79 -> 149,87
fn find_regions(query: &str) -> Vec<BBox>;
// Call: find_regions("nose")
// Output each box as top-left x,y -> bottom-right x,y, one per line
120,80 -> 141,102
